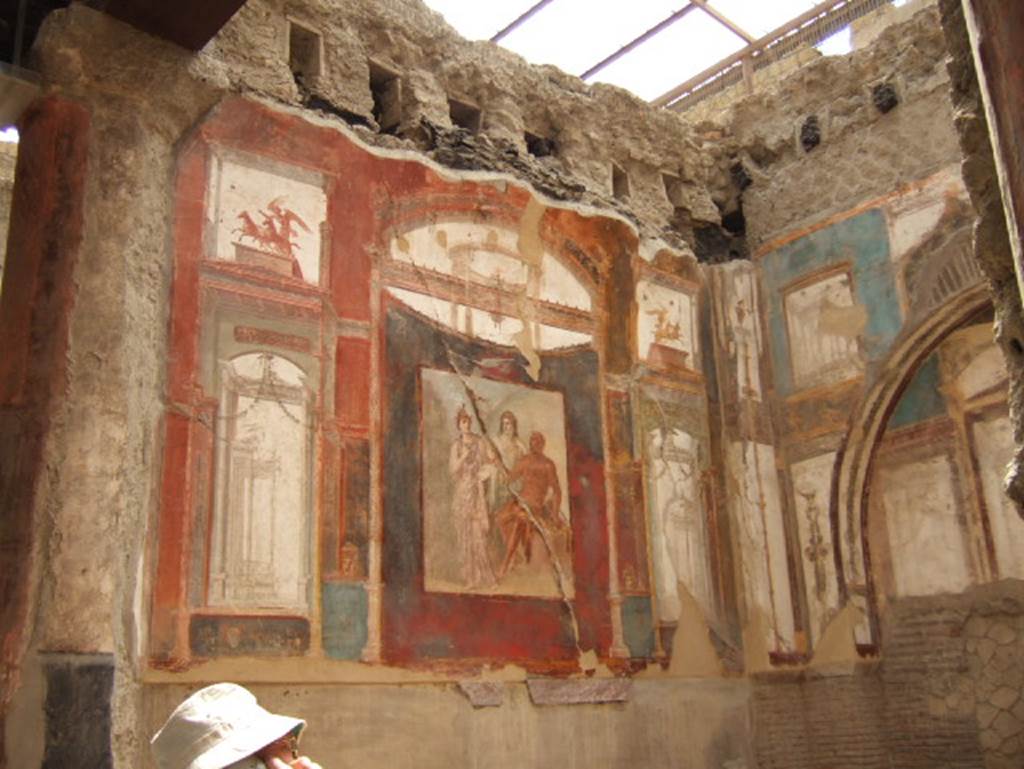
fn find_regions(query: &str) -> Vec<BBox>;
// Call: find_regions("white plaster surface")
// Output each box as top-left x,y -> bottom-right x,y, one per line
728,441 -> 795,650
885,167 -> 964,263
791,452 -> 840,645
715,264 -> 763,401
972,414 -> 1024,580
387,287 -> 591,350
645,428 -> 714,625
390,223 -> 591,311
784,270 -> 864,390
881,455 -> 971,596
209,353 -> 312,610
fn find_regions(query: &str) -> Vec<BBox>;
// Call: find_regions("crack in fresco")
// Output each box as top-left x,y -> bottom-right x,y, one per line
385,188 -> 587,659
446,347 -> 585,658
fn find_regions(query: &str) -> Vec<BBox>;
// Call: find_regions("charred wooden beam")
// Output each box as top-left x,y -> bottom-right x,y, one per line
85,0 -> 246,50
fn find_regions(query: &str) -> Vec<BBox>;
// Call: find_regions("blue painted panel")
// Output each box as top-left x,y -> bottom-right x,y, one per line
760,209 -> 902,395
322,582 -> 368,660
889,353 -> 946,428
622,595 -> 655,658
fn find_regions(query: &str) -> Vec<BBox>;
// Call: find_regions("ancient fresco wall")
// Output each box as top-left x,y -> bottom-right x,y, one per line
146,96 -> 750,680
3,0 -> 1019,766
746,167 -> 987,654
869,313 -> 1022,606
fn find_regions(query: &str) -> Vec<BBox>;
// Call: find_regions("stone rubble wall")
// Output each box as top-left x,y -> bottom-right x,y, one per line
704,3 -> 957,249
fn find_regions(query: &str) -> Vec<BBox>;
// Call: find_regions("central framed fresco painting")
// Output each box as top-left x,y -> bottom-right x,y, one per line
420,368 -> 574,599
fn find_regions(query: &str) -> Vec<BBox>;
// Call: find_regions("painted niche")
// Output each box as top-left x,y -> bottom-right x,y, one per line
208,352 -> 314,610
783,267 -> 865,391
645,425 -> 714,625
206,149 -> 327,285
636,278 -> 700,374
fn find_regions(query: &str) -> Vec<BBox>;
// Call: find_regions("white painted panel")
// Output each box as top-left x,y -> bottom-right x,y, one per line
207,153 -> 326,285
645,428 -> 713,624
972,414 -> 1024,580
636,280 -> 698,370
784,271 -> 864,390
728,440 -> 795,650
881,455 -> 971,596
791,452 -> 840,645
209,353 -> 312,610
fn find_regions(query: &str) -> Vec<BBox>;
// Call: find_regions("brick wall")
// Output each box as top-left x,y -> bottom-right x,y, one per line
753,581 -> 1024,768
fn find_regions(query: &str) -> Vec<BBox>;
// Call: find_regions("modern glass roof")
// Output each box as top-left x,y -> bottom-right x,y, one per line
421,0 -> 893,103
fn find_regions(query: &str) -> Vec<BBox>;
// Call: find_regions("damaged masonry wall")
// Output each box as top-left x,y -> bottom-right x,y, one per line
1,0 -> 1023,768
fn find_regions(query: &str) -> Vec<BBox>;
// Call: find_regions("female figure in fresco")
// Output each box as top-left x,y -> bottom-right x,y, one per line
449,405 -> 498,589
662,453 -> 711,616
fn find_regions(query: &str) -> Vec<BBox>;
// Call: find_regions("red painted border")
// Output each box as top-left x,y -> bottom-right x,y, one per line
152,97 -> 619,668
0,96 -> 89,715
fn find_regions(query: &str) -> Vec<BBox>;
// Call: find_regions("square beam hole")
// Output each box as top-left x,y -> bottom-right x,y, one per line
612,163 -> 630,201
369,61 -> 402,133
525,131 -> 556,158
662,173 -> 683,207
288,21 -> 322,85
449,98 -> 482,132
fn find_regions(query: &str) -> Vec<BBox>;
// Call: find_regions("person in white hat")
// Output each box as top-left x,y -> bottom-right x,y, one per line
151,682 -> 323,769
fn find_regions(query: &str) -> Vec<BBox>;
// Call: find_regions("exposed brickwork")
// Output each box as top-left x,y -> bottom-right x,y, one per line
754,583 -> 1024,768
753,665 -> 888,769
882,597 -> 982,769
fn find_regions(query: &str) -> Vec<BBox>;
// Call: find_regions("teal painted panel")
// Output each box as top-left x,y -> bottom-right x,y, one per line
889,354 -> 946,428
760,209 -> 902,395
322,582 -> 368,660
622,596 -> 655,658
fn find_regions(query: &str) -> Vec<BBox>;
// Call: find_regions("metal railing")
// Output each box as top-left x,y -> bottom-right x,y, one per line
651,0 -> 892,111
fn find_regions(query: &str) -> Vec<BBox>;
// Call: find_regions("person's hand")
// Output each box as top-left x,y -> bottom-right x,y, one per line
257,734 -> 323,769
263,756 -> 323,769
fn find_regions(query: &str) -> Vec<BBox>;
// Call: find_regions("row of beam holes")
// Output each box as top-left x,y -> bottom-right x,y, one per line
287,25 -> 561,163
287,19 -> 638,204
799,81 -> 900,154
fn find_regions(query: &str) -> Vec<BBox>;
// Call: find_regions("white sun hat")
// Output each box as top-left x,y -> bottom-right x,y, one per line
151,683 -> 305,769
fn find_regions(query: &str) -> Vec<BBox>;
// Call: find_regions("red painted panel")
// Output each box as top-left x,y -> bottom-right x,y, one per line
166,147 -> 207,404
0,97 -> 89,405
150,411 -> 194,659
152,97 -> 625,670
328,167 -> 372,321
0,95 -> 89,709
336,337 -> 370,431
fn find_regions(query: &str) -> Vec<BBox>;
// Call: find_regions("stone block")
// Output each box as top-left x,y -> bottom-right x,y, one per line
456,681 -> 504,708
41,653 -> 114,769
978,702 -> 999,727
988,623 -> 1017,646
991,686 -> 1020,711
526,678 -> 632,705
992,710 -> 1022,739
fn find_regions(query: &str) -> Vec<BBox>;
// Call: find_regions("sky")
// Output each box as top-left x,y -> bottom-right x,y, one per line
420,0 -> 887,102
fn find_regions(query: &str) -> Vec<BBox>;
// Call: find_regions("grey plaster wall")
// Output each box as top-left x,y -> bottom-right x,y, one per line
143,679 -> 753,769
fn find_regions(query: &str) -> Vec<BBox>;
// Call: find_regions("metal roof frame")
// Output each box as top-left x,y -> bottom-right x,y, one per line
485,0 -> 894,110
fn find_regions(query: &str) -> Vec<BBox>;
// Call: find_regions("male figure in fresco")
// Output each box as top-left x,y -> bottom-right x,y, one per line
497,430 -> 566,579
